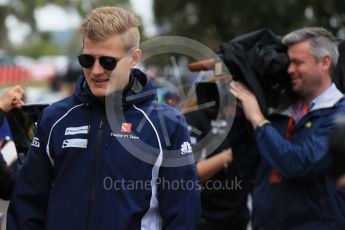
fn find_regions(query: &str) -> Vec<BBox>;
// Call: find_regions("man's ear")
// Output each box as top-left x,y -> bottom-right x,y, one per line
321,55 -> 332,71
130,48 -> 141,67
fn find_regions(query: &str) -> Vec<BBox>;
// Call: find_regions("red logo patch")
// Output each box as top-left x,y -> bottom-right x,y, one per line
269,169 -> 282,184
121,123 -> 132,133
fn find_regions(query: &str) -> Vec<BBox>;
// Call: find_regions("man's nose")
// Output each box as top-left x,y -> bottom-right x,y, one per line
287,63 -> 295,75
90,59 -> 105,75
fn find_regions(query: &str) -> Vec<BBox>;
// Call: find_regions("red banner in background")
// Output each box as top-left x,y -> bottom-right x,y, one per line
0,66 -> 32,86
0,64 -> 56,86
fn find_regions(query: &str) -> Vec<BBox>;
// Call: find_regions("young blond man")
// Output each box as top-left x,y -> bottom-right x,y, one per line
8,7 -> 200,230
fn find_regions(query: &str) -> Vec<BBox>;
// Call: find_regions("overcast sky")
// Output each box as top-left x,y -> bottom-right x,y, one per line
5,0 -> 156,46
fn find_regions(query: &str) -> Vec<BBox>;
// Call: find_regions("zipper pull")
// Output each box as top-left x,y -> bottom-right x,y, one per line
99,116 -> 104,129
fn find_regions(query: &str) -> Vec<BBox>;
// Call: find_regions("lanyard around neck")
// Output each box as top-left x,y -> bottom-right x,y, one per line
286,100 -> 310,139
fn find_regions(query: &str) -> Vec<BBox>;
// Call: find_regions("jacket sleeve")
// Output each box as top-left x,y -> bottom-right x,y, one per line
7,118 -> 53,230
254,116 -> 334,179
0,152 -> 16,200
158,114 -> 201,230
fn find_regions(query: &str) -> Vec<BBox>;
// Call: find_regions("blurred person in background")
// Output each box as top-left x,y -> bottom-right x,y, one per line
230,27 -> 345,229
0,85 -> 24,200
7,6 -> 200,230
184,80 -> 256,230
162,91 -> 180,108
189,114 -> 255,230
37,57 -> 81,103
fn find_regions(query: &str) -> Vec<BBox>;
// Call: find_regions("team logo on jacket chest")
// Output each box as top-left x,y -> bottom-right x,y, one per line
111,123 -> 140,140
121,123 -> 132,133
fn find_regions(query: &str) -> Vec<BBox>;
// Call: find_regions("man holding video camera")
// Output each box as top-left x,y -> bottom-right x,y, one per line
230,27 -> 345,229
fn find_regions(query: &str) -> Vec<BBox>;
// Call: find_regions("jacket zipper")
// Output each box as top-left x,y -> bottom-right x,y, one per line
86,116 -> 104,230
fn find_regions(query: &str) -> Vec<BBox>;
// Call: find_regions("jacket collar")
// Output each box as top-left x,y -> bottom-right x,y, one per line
277,85 -> 344,117
309,84 -> 343,111
73,68 -> 156,107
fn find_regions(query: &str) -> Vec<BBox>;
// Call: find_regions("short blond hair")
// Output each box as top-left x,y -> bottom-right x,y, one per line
80,6 -> 140,51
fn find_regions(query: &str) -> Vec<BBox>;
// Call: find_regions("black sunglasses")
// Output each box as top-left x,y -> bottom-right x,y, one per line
78,54 -> 121,71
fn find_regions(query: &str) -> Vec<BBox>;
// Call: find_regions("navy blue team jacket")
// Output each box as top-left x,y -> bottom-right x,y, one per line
7,69 -> 200,230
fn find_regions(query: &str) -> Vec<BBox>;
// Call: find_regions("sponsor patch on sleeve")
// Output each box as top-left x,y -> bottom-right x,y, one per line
181,141 -> 193,155
31,137 -> 40,147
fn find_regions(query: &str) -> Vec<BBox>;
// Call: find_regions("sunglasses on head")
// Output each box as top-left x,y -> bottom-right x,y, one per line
78,54 -> 121,71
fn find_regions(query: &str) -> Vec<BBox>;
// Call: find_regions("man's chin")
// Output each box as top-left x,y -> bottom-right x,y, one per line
91,86 -> 124,98
292,89 -> 309,100
292,86 -> 301,94
105,87 -> 124,95
91,89 -> 107,98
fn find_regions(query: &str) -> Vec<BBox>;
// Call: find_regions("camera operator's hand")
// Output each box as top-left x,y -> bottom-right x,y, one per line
230,81 -> 265,129
0,85 -> 25,112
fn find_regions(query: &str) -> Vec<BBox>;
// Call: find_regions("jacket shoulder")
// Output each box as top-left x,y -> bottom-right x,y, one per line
151,101 -> 184,118
39,96 -> 83,126
335,96 -> 345,111
138,101 -> 187,134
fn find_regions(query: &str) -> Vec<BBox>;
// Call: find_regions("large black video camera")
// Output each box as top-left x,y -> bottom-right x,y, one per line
189,28 -> 294,116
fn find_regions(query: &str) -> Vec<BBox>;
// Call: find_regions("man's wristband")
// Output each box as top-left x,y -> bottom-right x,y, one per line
257,119 -> 270,127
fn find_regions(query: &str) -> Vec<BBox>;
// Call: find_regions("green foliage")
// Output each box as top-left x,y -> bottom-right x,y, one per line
16,34 -> 61,58
17,42 -> 60,58
154,0 -> 345,50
